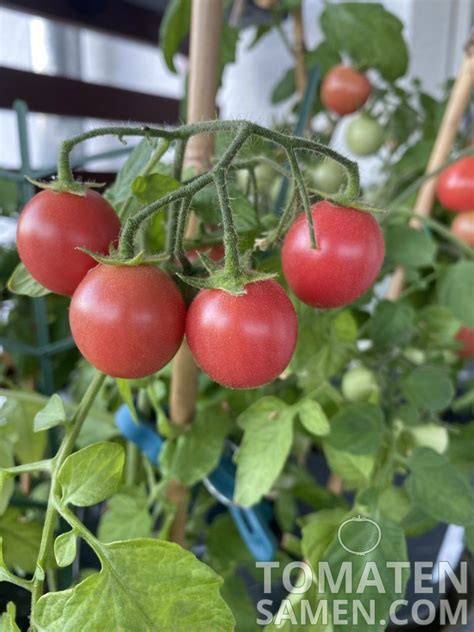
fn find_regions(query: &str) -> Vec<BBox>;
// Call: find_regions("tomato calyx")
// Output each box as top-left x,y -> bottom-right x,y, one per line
177,251 -> 276,296
77,247 -> 169,267
25,176 -> 106,197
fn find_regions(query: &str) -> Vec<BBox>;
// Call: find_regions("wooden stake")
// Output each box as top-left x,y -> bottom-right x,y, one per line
387,41 -> 474,300
168,0 -> 223,545
293,5 -> 307,97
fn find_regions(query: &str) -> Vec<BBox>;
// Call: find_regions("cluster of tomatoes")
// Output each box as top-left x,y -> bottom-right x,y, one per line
436,155 -> 474,357
320,64 -> 384,157
16,188 -> 384,389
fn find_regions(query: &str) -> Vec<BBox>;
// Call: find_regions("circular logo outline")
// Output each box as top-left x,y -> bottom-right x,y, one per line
337,515 -> 382,556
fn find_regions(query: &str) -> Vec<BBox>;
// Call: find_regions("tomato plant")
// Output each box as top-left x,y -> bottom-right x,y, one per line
186,280 -> 297,389
70,264 -> 186,378
436,155 -> 474,212
282,201 -> 385,308
320,64 -> 371,115
345,114 -> 385,156
16,189 -> 121,296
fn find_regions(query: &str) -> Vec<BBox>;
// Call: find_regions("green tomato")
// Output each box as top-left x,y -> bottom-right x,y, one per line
345,115 -> 384,156
341,366 -> 379,403
410,424 -> 449,455
307,160 -> 346,194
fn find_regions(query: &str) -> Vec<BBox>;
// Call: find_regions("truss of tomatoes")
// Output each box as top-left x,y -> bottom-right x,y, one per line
17,189 -> 387,389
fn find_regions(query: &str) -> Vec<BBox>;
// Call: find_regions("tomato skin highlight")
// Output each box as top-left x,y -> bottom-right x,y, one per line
17,189 -> 121,296
320,65 -> 371,116
282,201 -> 385,308
456,326 -> 474,358
70,265 -> 186,378
436,156 -> 474,212
185,280 -> 298,389
451,210 -> 474,246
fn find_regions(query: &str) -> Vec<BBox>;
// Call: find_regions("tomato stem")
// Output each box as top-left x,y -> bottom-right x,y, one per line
165,139 -> 187,256
174,197 -> 193,273
288,150 -> 317,249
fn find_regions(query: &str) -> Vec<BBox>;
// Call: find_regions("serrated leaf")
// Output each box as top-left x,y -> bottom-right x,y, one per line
34,394 -> 67,432
58,442 -> 125,507
323,444 -> 374,489
297,400 -> 330,436
301,508 -> 347,568
320,2 -> 408,81
98,488 -> 153,543
235,397 -> 295,506
406,448 -> 474,526
0,392 -> 47,464
370,300 -> 416,348
159,0 -> 191,73
54,530 -> 77,568
34,539 -> 234,631
438,261 -> 474,327
7,263 -> 49,297
401,366 -> 454,413
325,404 -> 385,455
161,403 -> 230,486
132,172 -> 180,204
385,225 -> 437,268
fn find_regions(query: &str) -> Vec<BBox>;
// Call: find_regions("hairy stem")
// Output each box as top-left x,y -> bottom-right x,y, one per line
288,150 -> 316,248
30,372 -> 106,619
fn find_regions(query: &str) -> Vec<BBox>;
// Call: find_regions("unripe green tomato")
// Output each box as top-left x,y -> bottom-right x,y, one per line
341,366 -> 379,403
345,115 -> 384,156
306,160 -> 346,194
403,347 -> 426,365
410,424 -> 449,455
236,163 -> 275,195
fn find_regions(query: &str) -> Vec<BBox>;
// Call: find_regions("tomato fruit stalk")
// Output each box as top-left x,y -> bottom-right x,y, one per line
70,264 -> 186,378
185,279 -> 298,389
17,189 -> 121,296
282,201 -> 385,308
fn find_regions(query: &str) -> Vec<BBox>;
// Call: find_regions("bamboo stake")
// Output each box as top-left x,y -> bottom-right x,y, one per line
387,37 -> 474,300
168,0 -> 223,545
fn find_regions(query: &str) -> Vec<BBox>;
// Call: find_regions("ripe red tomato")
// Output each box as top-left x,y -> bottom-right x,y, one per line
17,189 -> 120,296
456,326 -> 474,358
70,265 -> 186,378
436,156 -> 474,212
320,65 -> 371,116
187,244 -> 225,262
186,280 -> 298,389
451,211 -> 474,246
282,201 -> 384,308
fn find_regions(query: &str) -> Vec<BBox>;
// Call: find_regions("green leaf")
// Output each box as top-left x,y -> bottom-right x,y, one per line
132,172 -> 180,204
0,509 -> 42,573
332,310 -> 358,342
378,486 -> 411,523
385,225 -> 437,268
320,2 -> 408,81
325,404 -> 385,455
301,508 -> 347,567
323,445 -> 374,490
305,40 -> 341,76
438,261 -> 474,327
0,391 -> 47,464
0,602 -> 21,632
98,488 -> 153,543
235,397 -> 294,506
232,196 -> 260,233
34,394 -> 66,432
322,515 -> 409,632
54,529 -> 77,568
206,514 -> 253,574
115,379 -> 138,422
406,448 -> 474,526
401,366 -> 454,413
159,0 -> 191,73
161,403 -> 230,486
417,305 -> 461,347
34,539 -> 234,631
297,400 -> 330,437
58,442 -> 125,507
7,263 -> 49,297
271,68 -> 296,104
370,300 -> 416,348
220,24 -> 239,79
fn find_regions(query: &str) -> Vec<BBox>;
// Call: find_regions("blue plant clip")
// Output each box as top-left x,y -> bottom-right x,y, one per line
114,404 -> 277,561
